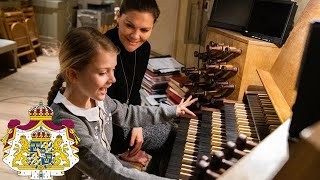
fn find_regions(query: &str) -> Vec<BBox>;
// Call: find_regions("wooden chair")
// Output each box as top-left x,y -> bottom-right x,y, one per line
10,21 -> 37,63
22,7 -> 41,55
2,10 -> 37,63
3,11 -> 25,38
25,18 -> 41,53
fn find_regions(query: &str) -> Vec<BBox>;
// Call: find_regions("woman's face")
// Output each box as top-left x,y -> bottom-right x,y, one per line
76,50 -> 117,101
118,11 -> 155,52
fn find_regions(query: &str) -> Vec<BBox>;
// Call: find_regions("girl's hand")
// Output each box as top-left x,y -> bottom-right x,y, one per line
176,96 -> 198,117
129,127 -> 143,157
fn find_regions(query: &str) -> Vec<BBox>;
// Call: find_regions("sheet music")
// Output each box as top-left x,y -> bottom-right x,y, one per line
148,57 -> 183,73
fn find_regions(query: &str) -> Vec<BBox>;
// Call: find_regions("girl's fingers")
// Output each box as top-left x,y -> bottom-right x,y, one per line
179,98 -> 185,104
182,97 -> 198,106
188,98 -> 198,105
184,108 -> 196,117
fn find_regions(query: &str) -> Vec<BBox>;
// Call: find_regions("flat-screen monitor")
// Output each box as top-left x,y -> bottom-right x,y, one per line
207,0 -> 254,32
243,0 -> 297,47
289,21 -> 320,139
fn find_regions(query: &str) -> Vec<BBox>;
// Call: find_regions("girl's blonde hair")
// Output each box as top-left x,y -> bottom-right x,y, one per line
47,27 -> 119,106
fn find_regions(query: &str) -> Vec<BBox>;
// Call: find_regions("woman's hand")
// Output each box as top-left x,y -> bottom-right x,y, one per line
129,127 -> 143,157
176,96 -> 198,117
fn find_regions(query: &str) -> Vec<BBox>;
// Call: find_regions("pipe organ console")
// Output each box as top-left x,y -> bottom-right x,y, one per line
165,2 -> 320,178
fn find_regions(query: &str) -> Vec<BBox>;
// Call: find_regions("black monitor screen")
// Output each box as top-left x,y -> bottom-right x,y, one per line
246,1 -> 293,38
208,0 -> 254,32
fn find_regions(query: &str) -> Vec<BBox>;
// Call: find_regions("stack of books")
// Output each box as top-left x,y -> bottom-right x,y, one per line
142,70 -> 172,95
165,76 -> 191,105
140,57 -> 184,106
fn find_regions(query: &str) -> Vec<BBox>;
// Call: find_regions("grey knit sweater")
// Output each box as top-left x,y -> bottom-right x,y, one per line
51,95 -> 176,180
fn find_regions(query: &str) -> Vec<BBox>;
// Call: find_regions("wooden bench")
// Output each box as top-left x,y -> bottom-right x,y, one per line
0,39 -> 18,71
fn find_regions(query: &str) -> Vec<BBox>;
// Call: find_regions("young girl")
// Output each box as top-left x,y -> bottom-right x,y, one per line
47,27 -> 197,179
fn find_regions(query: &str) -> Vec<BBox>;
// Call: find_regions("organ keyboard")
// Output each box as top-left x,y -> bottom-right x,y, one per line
166,87 -> 279,179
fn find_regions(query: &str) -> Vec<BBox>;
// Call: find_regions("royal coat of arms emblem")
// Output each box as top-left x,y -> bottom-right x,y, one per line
1,102 -> 80,179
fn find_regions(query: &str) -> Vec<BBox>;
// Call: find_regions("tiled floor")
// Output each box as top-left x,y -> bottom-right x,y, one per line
0,55 -> 59,179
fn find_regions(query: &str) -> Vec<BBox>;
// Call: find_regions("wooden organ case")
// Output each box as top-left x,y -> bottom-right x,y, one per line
165,0 -> 320,179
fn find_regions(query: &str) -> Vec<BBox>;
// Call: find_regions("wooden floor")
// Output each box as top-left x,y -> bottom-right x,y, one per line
0,55 -> 59,179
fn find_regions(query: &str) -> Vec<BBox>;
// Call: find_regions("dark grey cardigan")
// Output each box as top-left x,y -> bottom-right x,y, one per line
51,95 -> 176,180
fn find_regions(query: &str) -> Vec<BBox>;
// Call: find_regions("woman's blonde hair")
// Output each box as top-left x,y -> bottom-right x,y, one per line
47,27 -> 119,106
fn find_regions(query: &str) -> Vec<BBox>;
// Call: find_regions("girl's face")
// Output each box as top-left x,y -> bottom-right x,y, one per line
118,11 -> 155,52
76,50 -> 117,101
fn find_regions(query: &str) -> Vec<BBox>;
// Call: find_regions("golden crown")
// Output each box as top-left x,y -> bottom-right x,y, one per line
28,101 -> 53,120
31,127 -> 51,141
